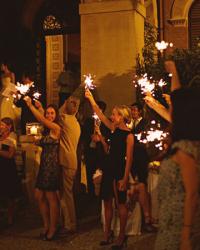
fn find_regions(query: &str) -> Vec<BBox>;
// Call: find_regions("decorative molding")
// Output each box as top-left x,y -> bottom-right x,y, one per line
167,18 -> 187,26
45,35 -> 63,105
43,15 -> 62,31
79,0 -> 146,18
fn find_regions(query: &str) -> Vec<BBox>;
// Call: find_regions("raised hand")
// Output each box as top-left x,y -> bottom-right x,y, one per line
35,100 -> 43,109
23,96 -> 32,107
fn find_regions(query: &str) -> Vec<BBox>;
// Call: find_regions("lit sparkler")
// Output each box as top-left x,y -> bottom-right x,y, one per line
33,92 -> 41,100
155,41 -> 173,53
136,74 -> 155,95
84,74 -> 95,90
158,79 -> 167,87
136,121 -> 169,151
92,113 -> 101,127
15,82 -> 34,95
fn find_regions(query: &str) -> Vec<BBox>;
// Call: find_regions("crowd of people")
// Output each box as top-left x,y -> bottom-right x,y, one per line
0,59 -> 200,250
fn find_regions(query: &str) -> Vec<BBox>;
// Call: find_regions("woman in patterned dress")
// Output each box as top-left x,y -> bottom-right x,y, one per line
154,88 -> 200,250
24,97 -> 61,240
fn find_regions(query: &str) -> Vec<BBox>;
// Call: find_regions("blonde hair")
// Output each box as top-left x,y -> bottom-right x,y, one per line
114,105 -> 132,125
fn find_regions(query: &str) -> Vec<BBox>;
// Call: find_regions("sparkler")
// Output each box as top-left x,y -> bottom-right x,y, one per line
92,113 -> 101,127
135,74 -> 156,95
136,121 -> 169,151
158,79 -> 167,88
33,92 -> 41,100
155,41 -> 173,53
84,74 -> 95,90
15,82 -> 34,95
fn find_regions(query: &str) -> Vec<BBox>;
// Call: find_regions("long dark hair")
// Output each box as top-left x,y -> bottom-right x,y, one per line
171,87 -> 200,142
43,104 -> 59,135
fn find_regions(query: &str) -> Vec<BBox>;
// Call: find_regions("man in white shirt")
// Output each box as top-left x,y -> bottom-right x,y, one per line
59,96 -> 81,233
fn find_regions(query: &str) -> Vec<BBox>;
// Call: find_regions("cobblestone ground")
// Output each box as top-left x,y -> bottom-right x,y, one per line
0,198 -> 156,250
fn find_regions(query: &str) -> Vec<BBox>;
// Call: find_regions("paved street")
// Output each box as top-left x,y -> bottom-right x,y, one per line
0,197 -> 156,250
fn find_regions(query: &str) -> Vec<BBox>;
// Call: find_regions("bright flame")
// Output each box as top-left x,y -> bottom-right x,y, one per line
84,74 -> 95,90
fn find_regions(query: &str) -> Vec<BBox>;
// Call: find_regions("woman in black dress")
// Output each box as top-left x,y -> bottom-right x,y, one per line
85,89 -> 134,250
0,117 -> 20,225
24,97 -> 61,240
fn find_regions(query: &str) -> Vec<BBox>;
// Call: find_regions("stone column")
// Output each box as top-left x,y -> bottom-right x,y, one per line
79,0 -> 146,115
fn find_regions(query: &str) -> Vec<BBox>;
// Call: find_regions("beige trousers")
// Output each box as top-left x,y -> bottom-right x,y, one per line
60,167 -> 77,231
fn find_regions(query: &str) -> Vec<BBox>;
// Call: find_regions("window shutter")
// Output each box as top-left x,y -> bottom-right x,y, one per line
189,0 -> 200,49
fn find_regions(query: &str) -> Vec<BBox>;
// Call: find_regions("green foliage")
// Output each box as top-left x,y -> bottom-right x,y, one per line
136,22 -> 200,89
135,23 -> 200,159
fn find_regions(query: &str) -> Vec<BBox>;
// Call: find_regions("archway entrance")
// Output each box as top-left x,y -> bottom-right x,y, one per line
34,0 -> 80,105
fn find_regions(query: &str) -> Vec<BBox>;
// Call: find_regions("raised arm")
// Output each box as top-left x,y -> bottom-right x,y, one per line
165,60 -> 181,92
144,95 -> 171,123
24,96 -> 60,136
85,89 -> 114,131
34,100 -> 45,115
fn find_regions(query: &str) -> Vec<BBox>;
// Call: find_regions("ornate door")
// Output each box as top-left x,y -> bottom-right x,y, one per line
45,35 -> 63,105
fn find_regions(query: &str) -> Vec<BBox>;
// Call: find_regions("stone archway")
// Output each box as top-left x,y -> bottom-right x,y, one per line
25,0 -> 80,105
169,0 -> 195,26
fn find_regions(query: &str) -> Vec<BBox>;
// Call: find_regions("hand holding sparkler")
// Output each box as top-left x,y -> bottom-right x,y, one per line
23,96 -> 32,107
34,100 -> 43,109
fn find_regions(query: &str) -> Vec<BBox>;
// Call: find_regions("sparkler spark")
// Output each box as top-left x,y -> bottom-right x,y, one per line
92,113 -> 101,127
136,121 -> 169,151
136,74 -> 155,95
33,92 -> 41,100
15,82 -> 34,95
84,74 -> 95,90
158,79 -> 167,87
155,41 -> 173,53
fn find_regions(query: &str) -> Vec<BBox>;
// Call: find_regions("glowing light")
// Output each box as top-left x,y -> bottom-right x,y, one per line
84,74 -> 95,90
33,92 -> 41,100
155,40 -> 173,53
158,79 -> 167,87
92,113 -> 101,127
136,74 -> 155,95
15,82 -> 33,95
136,121 -> 169,151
